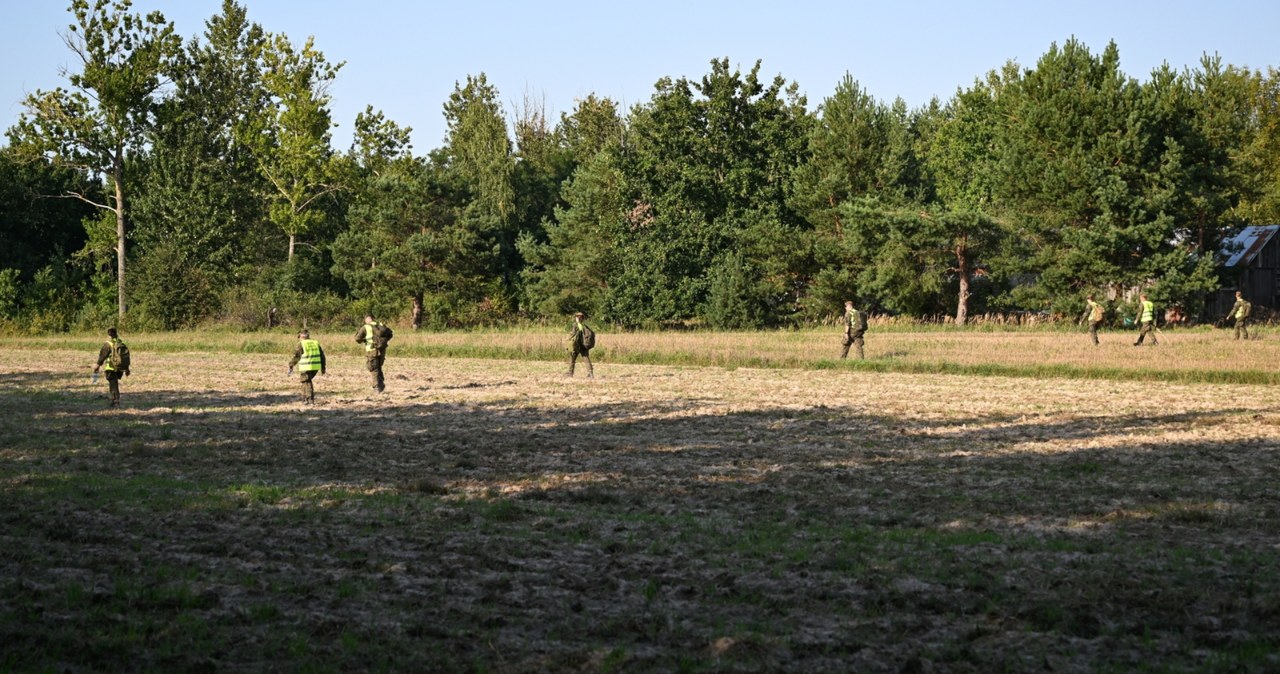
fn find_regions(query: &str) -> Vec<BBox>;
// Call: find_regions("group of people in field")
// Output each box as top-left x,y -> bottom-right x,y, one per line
89,292 -> 1258,406
1079,290 -> 1254,347
838,291 -> 1257,359
283,314 -> 394,404
91,311 -> 599,407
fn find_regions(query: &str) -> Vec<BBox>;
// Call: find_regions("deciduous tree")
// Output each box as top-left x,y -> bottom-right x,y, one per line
9,0 -> 179,318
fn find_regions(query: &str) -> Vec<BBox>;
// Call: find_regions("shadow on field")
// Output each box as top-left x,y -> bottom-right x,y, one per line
0,375 -> 1268,525
4,373 -> 1279,674
0,370 -> 86,390
124,388 -> 302,410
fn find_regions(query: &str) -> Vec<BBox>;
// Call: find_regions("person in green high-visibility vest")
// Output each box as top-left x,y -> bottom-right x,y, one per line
1228,291 -> 1252,340
288,329 -> 326,404
92,326 -> 130,407
355,314 -> 392,393
1080,294 -> 1105,346
1133,293 -> 1158,346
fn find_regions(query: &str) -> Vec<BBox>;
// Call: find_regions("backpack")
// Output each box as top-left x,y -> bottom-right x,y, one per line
372,323 -> 393,350
581,324 -> 595,350
854,310 -> 868,332
109,339 -> 130,370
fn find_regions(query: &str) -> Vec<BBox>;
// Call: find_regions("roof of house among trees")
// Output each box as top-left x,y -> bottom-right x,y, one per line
1221,225 -> 1280,267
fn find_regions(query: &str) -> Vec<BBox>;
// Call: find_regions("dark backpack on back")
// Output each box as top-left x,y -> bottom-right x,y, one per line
854,310 -> 868,332
109,340 -> 130,370
373,324 -> 393,350
581,324 -> 595,350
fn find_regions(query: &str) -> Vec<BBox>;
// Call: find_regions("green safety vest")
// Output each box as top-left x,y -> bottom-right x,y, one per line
298,339 -> 323,373
1140,300 -> 1154,323
1088,301 -> 1104,322
363,323 -> 382,352
1235,301 -> 1250,319
103,338 -> 121,372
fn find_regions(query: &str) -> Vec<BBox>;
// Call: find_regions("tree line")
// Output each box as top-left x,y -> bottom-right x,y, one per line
3,0 -> 1280,332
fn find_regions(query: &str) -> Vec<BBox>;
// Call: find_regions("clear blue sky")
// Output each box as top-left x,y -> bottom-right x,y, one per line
2,0 -> 1277,152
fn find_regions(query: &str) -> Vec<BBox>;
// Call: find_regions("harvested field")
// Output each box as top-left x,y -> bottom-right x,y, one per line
1,340 -> 1279,672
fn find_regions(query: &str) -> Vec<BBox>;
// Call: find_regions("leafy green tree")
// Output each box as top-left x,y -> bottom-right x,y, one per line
794,75 -> 931,317
993,40 -> 1234,314
333,110 -> 491,328
792,75 -> 919,231
993,41 -> 1146,309
558,94 -> 626,166
510,93 -> 572,260
130,0 -> 269,323
128,240 -> 217,329
518,151 -> 627,317
919,73 -> 1011,323
1175,56 -> 1254,253
242,32 -> 344,261
1239,67 -> 1280,222
607,58 -> 810,326
0,146 -> 98,283
437,74 -> 517,314
516,95 -> 626,317
8,0 -> 180,319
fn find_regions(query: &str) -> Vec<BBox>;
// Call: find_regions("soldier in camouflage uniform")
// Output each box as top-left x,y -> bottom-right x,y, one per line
840,300 -> 867,360
1228,291 -> 1252,340
1081,294 -> 1105,346
566,312 -> 593,377
92,327 -> 130,407
355,315 -> 392,393
288,329 -> 326,404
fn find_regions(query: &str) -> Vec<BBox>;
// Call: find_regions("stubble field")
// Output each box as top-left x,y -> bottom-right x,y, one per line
1,330 -> 1279,672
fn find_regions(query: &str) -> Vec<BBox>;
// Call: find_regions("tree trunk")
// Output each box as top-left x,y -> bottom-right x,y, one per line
114,162 -> 127,320
412,292 -> 424,330
287,233 -> 296,262
955,245 -> 970,326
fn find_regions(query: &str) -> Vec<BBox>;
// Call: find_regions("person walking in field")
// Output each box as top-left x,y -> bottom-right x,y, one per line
355,314 -> 392,393
840,300 -> 868,359
92,327 -> 130,407
1228,291 -> 1252,340
1133,294 -> 1158,346
288,329 -> 326,404
566,311 -> 594,377
1081,294 -> 1105,345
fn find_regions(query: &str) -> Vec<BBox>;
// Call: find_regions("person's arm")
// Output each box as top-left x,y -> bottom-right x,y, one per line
355,326 -> 367,344
94,343 -> 109,371
319,347 -> 327,375
288,345 -> 302,370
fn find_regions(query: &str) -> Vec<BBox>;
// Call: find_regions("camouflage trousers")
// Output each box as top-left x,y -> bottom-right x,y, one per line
1235,317 -> 1249,340
1089,321 -> 1102,345
367,353 -> 385,392
298,370 -> 318,403
105,370 -> 123,405
1135,321 -> 1158,346
841,334 -> 865,360
568,349 -> 593,377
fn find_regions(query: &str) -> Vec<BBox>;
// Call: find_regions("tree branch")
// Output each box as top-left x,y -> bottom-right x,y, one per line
53,190 -> 114,211
297,183 -> 345,212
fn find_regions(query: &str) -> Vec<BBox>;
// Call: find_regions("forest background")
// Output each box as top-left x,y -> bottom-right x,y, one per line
4,0 -> 1280,334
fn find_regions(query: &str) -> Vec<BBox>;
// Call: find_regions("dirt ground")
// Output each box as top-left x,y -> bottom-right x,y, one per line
1,348 -> 1279,672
